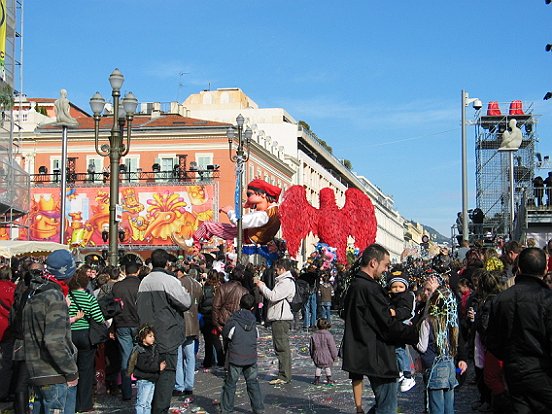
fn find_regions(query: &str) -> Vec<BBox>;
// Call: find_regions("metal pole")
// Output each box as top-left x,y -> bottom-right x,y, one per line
236,126 -> 243,262
509,151 -> 515,237
461,90 -> 469,242
60,126 -> 68,244
108,93 -> 121,267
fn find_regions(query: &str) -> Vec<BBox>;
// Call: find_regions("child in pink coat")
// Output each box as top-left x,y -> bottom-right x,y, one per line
309,318 -> 338,384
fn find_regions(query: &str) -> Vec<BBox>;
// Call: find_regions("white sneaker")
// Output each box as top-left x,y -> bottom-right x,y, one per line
400,377 -> 416,392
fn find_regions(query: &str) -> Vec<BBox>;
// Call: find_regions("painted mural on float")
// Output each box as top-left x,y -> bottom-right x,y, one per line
22,184 -> 215,247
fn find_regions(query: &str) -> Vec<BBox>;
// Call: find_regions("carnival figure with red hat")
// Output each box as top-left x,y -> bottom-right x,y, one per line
191,179 -> 282,246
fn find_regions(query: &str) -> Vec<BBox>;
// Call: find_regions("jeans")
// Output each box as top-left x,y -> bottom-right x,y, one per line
367,376 -> 397,414
116,327 -> 138,400
395,347 -> 410,373
136,380 -> 155,414
175,337 -> 196,392
320,301 -> 331,321
303,292 -> 317,328
32,383 -> 68,414
426,356 -> 458,414
428,388 -> 455,414
63,385 -> 76,414
220,363 -> 264,414
152,350 -> 177,414
271,321 -> 291,382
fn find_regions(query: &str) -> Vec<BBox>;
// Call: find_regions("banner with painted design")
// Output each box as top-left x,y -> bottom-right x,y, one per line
12,184 -> 217,247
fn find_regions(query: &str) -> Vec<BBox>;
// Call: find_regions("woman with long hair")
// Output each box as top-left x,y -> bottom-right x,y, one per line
416,286 -> 462,414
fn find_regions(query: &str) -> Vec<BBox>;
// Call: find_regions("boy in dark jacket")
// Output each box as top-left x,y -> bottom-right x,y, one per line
129,324 -> 166,414
220,294 -> 264,414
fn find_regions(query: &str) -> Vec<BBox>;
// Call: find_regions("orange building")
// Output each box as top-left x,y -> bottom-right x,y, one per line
12,98 -> 295,258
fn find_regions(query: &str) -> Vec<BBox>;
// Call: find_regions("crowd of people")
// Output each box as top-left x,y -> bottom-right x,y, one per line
0,236 -> 551,414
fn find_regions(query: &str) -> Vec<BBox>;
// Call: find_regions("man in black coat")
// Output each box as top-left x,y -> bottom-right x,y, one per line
487,247 -> 552,414
341,244 -> 417,414
112,261 -> 142,401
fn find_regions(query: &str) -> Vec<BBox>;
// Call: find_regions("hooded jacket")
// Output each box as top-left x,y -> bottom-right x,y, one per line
23,274 -> 78,386
259,271 -> 295,322
137,268 -> 191,353
222,308 -> 258,366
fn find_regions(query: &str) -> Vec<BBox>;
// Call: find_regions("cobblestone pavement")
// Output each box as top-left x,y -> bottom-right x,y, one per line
0,316 -> 481,414
87,314 -> 482,414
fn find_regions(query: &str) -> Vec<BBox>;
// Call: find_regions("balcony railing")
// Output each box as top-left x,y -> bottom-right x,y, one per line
30,168 -> 220,185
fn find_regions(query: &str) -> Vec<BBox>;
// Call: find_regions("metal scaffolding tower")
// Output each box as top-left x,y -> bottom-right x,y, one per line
474,100 -> 537,236
0,0 -> 29,238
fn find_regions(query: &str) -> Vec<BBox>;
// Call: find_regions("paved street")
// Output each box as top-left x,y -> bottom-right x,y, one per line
89,314 -> 480,414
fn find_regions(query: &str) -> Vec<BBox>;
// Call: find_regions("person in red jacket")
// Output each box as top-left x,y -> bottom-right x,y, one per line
0,265 -> 16,401
0,266 -> 16,341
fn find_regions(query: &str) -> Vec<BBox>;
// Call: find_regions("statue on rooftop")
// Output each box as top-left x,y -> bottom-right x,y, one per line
53,89 -> 78,127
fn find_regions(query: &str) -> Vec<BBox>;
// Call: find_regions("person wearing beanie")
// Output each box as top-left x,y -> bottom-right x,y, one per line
46,249 -> 77,281
23,249 -> 78,413
387,270 -> 417,393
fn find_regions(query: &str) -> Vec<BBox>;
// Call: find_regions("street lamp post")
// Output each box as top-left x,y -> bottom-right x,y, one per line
90,69 -> 138,267
461,90 -> 481,243
227,114 -> 252,262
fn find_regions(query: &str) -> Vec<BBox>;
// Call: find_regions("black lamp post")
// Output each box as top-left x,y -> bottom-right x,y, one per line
90,69 -> 138,267
227,114 -> 252,262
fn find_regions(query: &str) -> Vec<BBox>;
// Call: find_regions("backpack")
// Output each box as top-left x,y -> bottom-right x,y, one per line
288,278 -> 310,313
97,292 -> 124,319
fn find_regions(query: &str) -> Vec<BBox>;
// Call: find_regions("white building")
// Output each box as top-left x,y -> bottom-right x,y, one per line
174,88 -> 405,261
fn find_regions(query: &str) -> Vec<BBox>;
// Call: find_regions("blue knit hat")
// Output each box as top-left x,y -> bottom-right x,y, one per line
45,250 -> 76,280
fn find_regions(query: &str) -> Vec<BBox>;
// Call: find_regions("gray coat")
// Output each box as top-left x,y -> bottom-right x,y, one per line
137,268 -> 191,353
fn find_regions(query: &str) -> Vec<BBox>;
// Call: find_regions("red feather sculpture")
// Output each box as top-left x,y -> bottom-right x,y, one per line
279,186 -> 377,264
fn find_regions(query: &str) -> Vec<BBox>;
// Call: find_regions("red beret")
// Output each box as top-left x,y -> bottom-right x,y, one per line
247,179 -> 282,200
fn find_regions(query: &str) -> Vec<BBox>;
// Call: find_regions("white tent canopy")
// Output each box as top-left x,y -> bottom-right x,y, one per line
0,240 -> 70,259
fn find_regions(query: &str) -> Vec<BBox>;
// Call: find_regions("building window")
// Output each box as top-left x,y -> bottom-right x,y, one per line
196,153 -> 213,169
122,156 -> 140,182
86,156 -> 103,182
50,157 -> 61,174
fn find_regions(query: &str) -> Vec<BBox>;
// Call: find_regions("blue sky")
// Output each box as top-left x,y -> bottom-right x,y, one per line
23,1 -> 552,237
